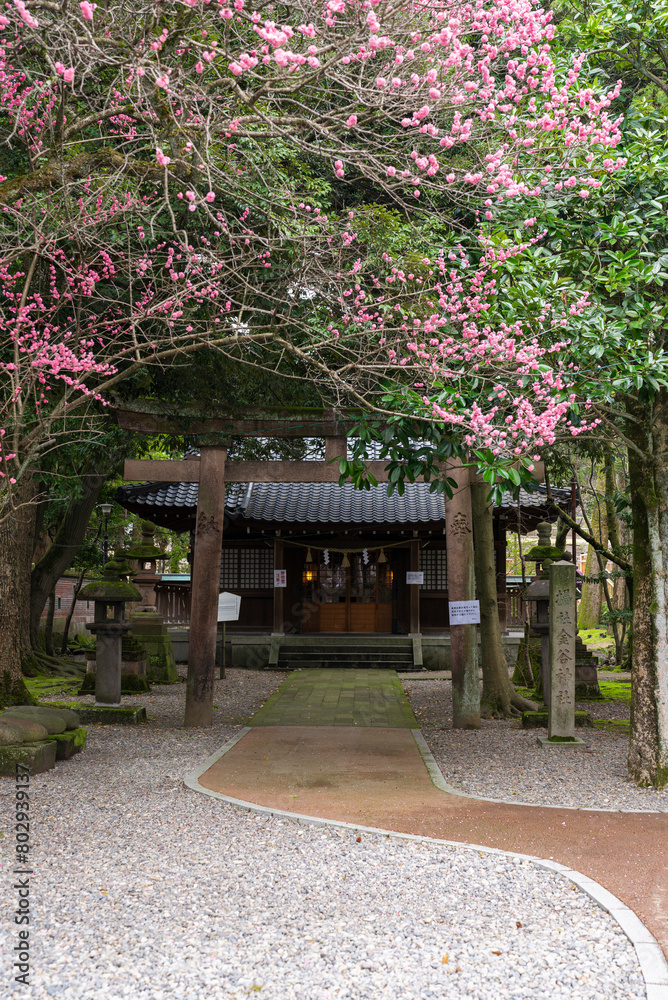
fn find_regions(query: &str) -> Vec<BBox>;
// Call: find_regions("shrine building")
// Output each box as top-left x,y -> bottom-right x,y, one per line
117,476 -> 567,670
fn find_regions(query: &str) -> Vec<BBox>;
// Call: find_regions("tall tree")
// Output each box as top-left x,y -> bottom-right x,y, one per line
0,0 -> 623,702
471,472 -> 536,717
578,465 -> 608,629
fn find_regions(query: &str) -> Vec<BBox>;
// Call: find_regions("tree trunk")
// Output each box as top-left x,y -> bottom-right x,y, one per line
0,478 -> 38,706
613,462 -> 631,613
554,517 -> 569,553
471,474 -> 537,718
29,471 -> 107,646
578,466 -> 608,629
44,590 -> 56,657
184,446 -> 227,727
444,461 -> 481,729
602,451 -> 628,663
60,565 -> 89,654
626,394 -> 668,788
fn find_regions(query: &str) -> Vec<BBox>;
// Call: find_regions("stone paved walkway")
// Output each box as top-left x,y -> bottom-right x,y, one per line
248,668 -> 417,728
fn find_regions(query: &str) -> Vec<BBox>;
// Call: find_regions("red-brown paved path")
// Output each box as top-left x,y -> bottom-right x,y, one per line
198,726 -> 668,958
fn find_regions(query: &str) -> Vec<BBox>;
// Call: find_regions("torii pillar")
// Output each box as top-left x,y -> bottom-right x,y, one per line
184,446 -> 226,727
444,460 -> 481,729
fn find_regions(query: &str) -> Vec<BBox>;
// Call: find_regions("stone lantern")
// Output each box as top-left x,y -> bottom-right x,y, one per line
127,521 -> 163,610
126,522 -> 178,684
521,521 -> 565,707
80,555 -> 141,706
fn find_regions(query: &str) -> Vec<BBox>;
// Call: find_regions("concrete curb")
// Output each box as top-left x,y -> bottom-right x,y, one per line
410,727 -> 664,816
410,729 -> 668,998
185,727 -> 668,999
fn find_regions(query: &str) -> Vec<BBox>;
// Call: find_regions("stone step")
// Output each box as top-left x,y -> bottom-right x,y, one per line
273,638 -> 413,648
277,661 -> 420,671
280,650 -> 413,661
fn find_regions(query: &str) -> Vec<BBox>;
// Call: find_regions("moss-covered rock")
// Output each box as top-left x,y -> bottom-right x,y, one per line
524,545 -> 565,562
1,717 -> 48,742
2,705 -> 80,731
0,719 -> 25,745
0,741 -> 57,775
46,703 -> 147,725
126,542 -> 163,559
1,707 -> 66,734
119,674 -> 151,693
45,727 -> 87,760
79,579 -> 142,603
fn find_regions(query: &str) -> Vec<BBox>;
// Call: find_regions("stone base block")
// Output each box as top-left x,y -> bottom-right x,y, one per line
575,682 -> 604,700
45,728 -> 87,760
78,706 -> 146,725
47,704 -> 147,725
79,673 -> 151,696
522,710 -> 593,729
129,612 -> 178,684
0,741 -> 57,775
537,735 -> 587,749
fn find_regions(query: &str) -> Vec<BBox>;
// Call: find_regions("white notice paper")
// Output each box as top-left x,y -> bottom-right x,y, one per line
217,592 -> 241,622
274,569 -> 287,588
406,571 -> 424,585
448,600 -> 481,625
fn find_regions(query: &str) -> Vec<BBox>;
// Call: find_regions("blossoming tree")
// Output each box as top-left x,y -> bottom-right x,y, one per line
1,0 -> 623,705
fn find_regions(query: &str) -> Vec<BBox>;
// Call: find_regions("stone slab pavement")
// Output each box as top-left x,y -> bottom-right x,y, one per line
197,669 -> 668,962
248,667 -> 418,728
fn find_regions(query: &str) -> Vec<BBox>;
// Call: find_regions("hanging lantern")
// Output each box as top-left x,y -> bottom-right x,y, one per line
306,547 -> 313,563
341,552 -> 350,568
378,548 -> 387,564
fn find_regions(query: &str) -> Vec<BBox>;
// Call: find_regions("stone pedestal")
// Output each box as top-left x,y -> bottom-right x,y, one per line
87,620 -> 130,706
80,653 -> 149,695
574,637 -> 602,698
129,609 -> 178,683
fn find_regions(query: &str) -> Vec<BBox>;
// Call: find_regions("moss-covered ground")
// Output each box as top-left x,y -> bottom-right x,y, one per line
596,680 -> 632,703
578,627 -> 629,668
515,679 -> 631,705
593,718 -> 630,733
26,676 -> 82,702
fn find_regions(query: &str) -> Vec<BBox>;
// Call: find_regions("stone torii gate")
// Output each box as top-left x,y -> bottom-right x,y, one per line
115,400 -> 479,727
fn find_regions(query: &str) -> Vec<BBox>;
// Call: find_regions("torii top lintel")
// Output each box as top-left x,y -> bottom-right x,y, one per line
114,399 -> 370,440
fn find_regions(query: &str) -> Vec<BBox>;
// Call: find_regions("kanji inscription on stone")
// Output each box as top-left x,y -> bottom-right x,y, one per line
449,512 -> 472,536
548,560 -> 576,740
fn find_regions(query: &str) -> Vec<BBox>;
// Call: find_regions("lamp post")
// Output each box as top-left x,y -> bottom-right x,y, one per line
99,503 -> 112,569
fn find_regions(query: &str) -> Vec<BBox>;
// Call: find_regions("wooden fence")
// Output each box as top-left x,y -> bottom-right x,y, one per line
155,582 -> 191,624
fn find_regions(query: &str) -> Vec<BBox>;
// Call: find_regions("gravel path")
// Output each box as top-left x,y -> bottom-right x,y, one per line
0,669 -> 651,999
402,677 -> 668,812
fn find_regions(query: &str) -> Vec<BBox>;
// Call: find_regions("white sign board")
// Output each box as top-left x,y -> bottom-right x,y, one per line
448,600 -> 481,625
274,569 -> 287,588
406,571 -> 424,585
217,592 -> 241,622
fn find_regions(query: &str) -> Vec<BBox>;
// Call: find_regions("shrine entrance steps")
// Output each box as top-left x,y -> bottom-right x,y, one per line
276,636 -> 415,672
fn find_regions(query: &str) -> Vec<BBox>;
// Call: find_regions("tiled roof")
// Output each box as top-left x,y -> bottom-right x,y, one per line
116,480 -> 570,528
